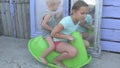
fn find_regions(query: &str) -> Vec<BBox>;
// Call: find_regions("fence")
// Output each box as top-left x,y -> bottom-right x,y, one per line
0,0 -> 30,39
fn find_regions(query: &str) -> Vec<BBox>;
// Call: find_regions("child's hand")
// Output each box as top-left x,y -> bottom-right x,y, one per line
67,36 -> 74,42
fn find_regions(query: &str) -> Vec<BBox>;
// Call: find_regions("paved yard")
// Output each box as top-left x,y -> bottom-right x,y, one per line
0,36 -> 120,68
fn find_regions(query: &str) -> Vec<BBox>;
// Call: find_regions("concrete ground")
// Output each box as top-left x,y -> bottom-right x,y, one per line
0,36 -> 120,68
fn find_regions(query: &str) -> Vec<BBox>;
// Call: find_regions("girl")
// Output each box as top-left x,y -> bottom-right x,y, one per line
51,0 -> 89,67
40,0 -> 60,65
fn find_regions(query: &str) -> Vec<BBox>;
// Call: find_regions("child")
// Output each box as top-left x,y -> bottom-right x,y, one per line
51,1 -> 89,67
78,14 -> 94,44
40,0 -> 60,65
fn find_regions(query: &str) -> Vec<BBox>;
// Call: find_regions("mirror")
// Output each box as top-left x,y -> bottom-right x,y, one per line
70,0 -> 103,57
30,0 -> 103,57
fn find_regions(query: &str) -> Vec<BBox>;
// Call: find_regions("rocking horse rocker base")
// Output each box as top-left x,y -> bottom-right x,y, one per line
28,31 -> 92,68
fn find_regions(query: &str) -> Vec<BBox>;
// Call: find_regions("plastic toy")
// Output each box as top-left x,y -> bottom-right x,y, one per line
28,31 -> 92,68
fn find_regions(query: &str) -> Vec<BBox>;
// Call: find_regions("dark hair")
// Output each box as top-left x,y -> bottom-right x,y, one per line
72,0 -> 88,11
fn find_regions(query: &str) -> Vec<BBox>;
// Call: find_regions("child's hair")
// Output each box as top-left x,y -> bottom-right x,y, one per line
72,0 -> 88,12
46,0 -> 60,6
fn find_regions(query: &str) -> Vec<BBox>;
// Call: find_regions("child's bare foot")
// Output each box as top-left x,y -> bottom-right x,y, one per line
54,60 -> 66,68
40,57 -> 47,65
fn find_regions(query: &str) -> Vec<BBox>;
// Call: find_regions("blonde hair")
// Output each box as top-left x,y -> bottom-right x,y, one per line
46,0 -> 60,6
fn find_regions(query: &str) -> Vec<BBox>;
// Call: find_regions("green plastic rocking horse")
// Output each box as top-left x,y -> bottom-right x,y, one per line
28,31 -> 92,68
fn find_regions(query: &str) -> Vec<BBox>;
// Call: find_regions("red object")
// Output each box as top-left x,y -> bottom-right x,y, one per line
54,41 -> 61,48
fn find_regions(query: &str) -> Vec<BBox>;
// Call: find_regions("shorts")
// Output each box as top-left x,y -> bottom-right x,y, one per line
54,41 -> 61,48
